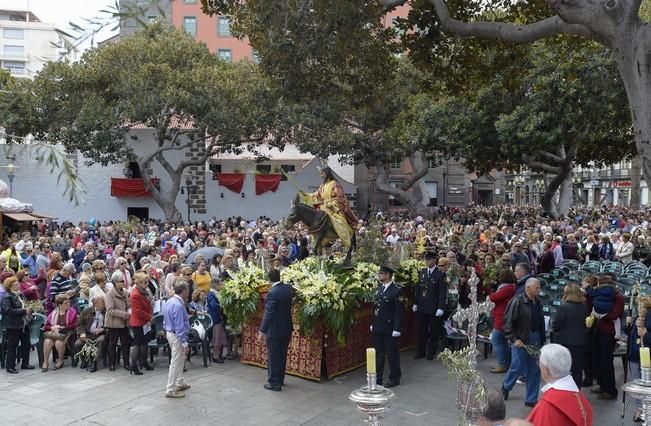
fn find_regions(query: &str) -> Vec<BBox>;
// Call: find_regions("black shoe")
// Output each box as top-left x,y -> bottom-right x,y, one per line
581,378 -> 593,387
413,354 -> 425,360
80,361 -> 88,369
525,401 -> 536,408
212,357 -> 224,363
6,368 -> 18,374
21,364 -> 35,370
143,364 -> 154,371
384,381 -> 399,388
123,363 -> 130,371
109,365 -> 116,371
130,367 -> 143,376
89,362 -> 98,373
264,384 -> 281,391
501,386 -> 509,401
590,387 -> 605,394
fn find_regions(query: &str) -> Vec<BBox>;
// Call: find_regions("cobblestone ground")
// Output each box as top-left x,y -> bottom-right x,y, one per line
0,348 -> 626,425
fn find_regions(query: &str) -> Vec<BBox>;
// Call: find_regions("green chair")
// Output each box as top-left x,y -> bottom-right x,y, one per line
536,273 -> 555,283
562,260 -> 580,270
551,268 -> 567,279
148,314 -> 170,367
543,306 -> 557,315
29,313 -> 46,368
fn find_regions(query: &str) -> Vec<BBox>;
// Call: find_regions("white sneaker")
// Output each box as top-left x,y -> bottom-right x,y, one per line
165,391 -> 185,398
517,377 -> 527,385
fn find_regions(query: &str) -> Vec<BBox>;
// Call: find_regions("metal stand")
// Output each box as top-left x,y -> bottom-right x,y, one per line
349,373 -> 395,425
622,367 -> 651,425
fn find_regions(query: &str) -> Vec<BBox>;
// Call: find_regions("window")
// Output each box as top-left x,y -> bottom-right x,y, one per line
3,45 -> 24,57
428,158 -> 437,169
183,17 -> 197,36
425,181 -> 438,206
256,164 -> 271,174
252,50 -> 260,63
147,16 -> 158,23
217,49 -> 232,62
280,164 -> 295,181
2,61 -> 24,74
183,0 -> 197,3
218,17 -> 231,36
390,159 -> 401,169
3,29 -> 24,40
209,164 -> 222,180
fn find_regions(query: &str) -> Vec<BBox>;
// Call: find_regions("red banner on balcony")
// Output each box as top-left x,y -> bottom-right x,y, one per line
217,173 -> 245,193
255,174 -> 281,195
111,178 -> 159,197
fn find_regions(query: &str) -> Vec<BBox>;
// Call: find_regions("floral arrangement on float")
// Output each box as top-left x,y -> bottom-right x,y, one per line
219,265 -> 268,329
393,258 -> 426,287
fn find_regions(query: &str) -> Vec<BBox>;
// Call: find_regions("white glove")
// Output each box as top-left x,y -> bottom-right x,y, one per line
392,331 -> 401,337
436,309 -> 444,317
412,305 -> 418,312
370,325 -> 373,332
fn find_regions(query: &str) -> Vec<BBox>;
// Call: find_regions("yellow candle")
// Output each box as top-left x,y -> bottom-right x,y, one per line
366,348 -> 376,374
641,347 -> 651,368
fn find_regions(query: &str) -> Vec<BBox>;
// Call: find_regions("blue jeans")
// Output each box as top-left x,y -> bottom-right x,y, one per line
491,329 -> 510,368
502,331 -> 541,404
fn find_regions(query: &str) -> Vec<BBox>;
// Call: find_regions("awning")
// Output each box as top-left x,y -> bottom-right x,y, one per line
3,212 -> 44,221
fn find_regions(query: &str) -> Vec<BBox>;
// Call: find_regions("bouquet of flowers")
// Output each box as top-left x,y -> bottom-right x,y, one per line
74,339 -> 97,365
281,259 -> 379,345
26,299 -> 44,313
481,264 -> 500,288
394,259 -> 426,287
220,265 -> 267,329
447,263 -> 463,289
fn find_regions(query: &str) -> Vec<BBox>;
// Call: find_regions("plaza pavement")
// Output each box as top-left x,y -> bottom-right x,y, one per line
0,347 -> 629,425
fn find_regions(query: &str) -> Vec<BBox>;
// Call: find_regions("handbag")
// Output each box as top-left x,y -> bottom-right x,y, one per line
191,319 -> 206,340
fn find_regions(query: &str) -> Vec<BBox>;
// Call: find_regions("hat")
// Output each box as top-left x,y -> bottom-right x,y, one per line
423,251 -> 436,260
379,265 -> 395,275
437,258 -> 450,267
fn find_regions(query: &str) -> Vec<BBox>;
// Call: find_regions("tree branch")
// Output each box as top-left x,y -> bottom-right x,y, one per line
428,0 -> 594,42
379,0 -> 408,11
140,135 -> 207,169
155,152 -> 175,177
538,150 -> 563,164
401,151 -> 429,190
526,159 -> 561,174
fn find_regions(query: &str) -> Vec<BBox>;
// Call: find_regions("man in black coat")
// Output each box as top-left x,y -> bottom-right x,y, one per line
259,269 -> 294,391
371,265 -> 403,387
413,253 -> 448,360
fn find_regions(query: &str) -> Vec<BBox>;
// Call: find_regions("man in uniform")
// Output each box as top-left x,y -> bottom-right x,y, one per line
371,265 -> 403,388
413,253 -> 448,360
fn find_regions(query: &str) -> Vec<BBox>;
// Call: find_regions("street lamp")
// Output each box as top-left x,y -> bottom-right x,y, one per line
180,176 -> 197,223
7,163 -> 15,197
514,175 -> 525,206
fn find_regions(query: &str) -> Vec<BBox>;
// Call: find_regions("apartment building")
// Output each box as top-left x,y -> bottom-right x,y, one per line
0,8 -> 74,78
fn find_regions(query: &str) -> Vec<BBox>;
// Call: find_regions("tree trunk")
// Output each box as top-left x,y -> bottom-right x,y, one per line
557,173 -> 573,217
374,152 -> 433,218
630,154 -> 642,209
140,159 -> 184,223
606,28 -> 651,202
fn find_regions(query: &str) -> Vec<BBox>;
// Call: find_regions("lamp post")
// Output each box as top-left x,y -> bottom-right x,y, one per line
7,163 -> 15,197
180,176 -> 197,223
535,178 -> 545,204
514,175 -> 525,206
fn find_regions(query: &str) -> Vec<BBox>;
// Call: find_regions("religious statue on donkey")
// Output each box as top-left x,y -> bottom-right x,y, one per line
285,166 -> 358,262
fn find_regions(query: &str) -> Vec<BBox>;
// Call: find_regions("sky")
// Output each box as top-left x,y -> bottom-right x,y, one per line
1,0 -> 117,47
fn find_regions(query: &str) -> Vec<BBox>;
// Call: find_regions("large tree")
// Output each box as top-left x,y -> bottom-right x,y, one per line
375,0 -> 651,202
28,23 -> 283,222
202,0 -> 458,217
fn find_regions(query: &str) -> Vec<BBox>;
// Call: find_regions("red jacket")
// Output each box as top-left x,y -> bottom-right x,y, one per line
129,287 -> 152,327
489,283 -> 516,331
527,388 -> 593,426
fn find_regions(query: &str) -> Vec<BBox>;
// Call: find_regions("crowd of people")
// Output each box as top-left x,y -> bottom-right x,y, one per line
0,204 -> 649,423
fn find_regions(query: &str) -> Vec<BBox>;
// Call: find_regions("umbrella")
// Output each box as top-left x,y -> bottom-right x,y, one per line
186,246 -> 225,265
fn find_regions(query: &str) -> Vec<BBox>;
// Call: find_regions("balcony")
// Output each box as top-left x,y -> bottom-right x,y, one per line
110,177 -> 159,197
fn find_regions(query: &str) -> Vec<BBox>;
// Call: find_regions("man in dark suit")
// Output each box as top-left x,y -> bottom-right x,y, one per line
371,265 -> 403,387
413,253 -> 448,360
258,269 -> 294,391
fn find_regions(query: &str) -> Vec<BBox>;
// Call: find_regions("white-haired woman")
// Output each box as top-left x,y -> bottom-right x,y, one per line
527,344 -> 593,426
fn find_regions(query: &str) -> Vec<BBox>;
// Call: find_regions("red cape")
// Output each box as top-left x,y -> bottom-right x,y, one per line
527,388 -> 593,426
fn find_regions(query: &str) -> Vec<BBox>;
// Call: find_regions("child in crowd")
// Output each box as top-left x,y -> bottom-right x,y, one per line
584,275 -> 621,338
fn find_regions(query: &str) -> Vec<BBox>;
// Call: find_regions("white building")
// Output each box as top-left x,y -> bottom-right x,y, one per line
0,139 -> 355,222
0,7 -> 76,78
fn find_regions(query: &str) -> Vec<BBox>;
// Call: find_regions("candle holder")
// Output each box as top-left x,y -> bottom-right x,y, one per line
349,372 -> 395,426
622,367 -> 651,425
